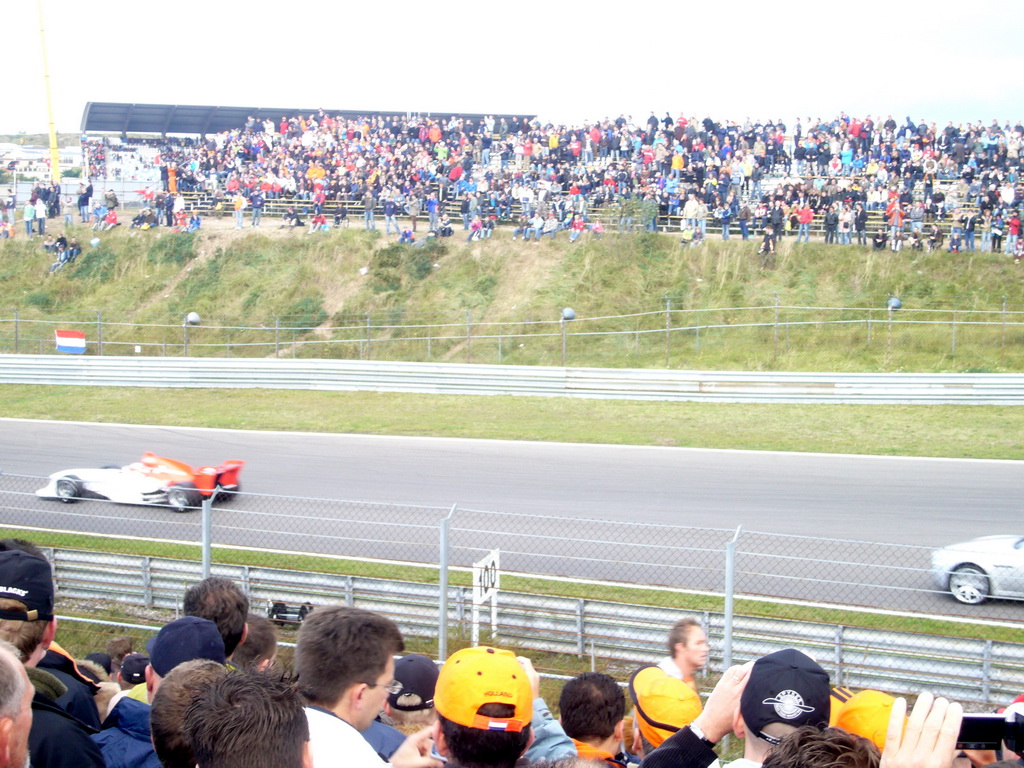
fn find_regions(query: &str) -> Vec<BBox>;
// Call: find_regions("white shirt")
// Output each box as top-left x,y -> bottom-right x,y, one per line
305,706 -> 388,768
657,656 -> 684,679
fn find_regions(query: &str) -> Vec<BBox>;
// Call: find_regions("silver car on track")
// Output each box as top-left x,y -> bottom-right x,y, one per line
930,535 -> 1024,605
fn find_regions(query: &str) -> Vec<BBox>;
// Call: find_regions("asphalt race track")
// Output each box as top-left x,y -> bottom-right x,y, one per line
1,419 -> 1021,620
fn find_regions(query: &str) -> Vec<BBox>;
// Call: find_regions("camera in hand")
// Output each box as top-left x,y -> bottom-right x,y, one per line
956,711 -> 1024,752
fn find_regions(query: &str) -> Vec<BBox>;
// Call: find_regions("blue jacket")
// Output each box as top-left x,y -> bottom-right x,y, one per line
92,697 -> 162,768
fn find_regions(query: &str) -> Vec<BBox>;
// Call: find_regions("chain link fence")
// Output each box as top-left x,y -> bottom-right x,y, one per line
2,470 -> 1022,705
4,304 -> 1024,371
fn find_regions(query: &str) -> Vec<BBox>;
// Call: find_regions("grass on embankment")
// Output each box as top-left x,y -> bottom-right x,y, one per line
10,528 -> 1020,645
2,385 -> 1022,459
3,224 -> 1024,371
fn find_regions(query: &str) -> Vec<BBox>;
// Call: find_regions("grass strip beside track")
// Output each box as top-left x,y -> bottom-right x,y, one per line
10,528 -> 1022,645
1,386 -> 1024,458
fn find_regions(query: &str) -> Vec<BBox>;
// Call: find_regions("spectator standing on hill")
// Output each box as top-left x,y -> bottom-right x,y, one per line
363,189 -> 377,231
854,203 -> 868,245
22,200 -> 35,237
35,198 -> 47,236
250,190 -> 264,227
233,194 -> 246,229
78,182 -> 92,223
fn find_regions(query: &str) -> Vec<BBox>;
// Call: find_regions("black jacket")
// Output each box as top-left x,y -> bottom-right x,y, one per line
30,691 -> 105,768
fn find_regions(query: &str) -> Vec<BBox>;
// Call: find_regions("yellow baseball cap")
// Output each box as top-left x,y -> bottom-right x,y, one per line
835,690 -> 898,751
435,647 -> 532,733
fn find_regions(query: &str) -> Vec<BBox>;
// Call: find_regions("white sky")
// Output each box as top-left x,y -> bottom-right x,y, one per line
5,0 -> 1024,136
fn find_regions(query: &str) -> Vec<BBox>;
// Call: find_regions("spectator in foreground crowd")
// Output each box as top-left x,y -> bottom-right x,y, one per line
183,576 -> 249,668
0,640 -> 33,768
295,605 -> 438,768
231,614 -> 278,671
385,654 -> 440,734
657,617 -> 710,691
184,670 -> 311,768
0,549 -> 105,768
629,665 -> 702,760
150,659 -> 228,768
726,648 -> 831,768
432,646 -> 536,768
559,671 -> 636,766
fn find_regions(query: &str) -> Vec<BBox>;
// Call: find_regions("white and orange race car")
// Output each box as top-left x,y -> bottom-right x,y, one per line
36,452 -> 244,513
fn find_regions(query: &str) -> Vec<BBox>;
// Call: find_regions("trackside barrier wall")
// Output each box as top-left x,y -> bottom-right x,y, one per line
1,355 -> 1024,403
46,547 -> 1024,705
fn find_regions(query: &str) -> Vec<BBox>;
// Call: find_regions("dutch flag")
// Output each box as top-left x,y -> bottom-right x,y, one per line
55,330 -> 86,354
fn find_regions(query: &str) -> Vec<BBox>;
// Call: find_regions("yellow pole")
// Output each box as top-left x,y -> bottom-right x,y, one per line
38,0 -> 61,184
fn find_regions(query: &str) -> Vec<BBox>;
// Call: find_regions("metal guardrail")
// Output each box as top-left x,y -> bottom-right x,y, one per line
51,548 -> 1024,704
2,354 -> 1023,403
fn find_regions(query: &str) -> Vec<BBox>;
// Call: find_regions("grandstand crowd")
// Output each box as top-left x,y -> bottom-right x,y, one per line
0,539 -> 1017,768
61,111 -> 1022,250
2,111 -> 1022,257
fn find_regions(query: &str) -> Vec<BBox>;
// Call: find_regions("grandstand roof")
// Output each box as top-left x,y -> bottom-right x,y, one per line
81,103 -> 535,136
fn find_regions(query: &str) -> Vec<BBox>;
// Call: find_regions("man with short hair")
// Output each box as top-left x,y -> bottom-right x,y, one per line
150,660 -> 229,768
432,646 -> 534,768
183,577 -> 248,664
295,606 -> 435,768
559,672 -> 633,766
726,649 -> 831,768
184,670 -> 311,768
0,640 -> 33,768
657,618 -> 709,692
0,550 -> 105,768
230,615 -> 277,671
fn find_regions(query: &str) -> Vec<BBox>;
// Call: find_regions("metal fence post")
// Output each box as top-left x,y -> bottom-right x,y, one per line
439,504 -> 457,661
576,599 -> 586,656
722,526 -> 741,671
834,625 -> 845,686
366,314 -> 372,360
13,309 -> 18,353
664,297 -> 672,367
952,311 -> 958,355
201,494 -> 213,578
97,311 -> 103,356
982,640 -> 993,702
275,317 -> 280,357
466,311 -> 472,362
142,557 -> 153,606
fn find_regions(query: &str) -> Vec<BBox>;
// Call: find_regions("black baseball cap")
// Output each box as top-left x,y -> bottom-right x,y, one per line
389,654 -> 439,711
0,550 -> 54,621
740,649 -> 830,744
119,653 -> 149,685
146,617 -> 225,677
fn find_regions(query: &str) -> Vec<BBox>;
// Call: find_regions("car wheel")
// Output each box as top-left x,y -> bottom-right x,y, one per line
215,484 -> 241,503
949,565 -> 990,605
166,482 -> 203,513
55,476 -> 82,504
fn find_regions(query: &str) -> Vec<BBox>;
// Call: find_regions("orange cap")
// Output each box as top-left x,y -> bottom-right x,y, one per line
435,647 -> 532,733
835,690 -> 898,751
